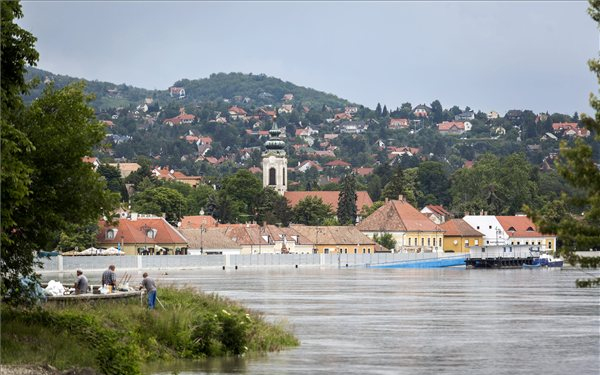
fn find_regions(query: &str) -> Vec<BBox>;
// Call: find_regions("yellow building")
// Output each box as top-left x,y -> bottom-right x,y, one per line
357,197 -> 444,252
292,225 -> 376,254
439,219 -> 484,253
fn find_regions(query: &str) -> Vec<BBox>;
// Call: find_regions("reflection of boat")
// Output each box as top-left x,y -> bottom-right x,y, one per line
523,263 -> 541,269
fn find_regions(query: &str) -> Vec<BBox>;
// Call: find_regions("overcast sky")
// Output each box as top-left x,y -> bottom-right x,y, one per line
20,1 -> 599,115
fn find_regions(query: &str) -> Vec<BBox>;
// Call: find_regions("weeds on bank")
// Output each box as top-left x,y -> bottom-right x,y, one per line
1,287 -> 298,375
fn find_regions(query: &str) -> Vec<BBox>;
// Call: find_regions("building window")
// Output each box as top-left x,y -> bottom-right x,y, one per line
477,226 -> 480,230
475,239 -> 479,246
428,238 -> 431,246
354,248 -> 357,254
106,230 -> 115,239
421,238 -> 424,246
408,238 -> 411,246
146,229 -> 155,239
548,241 -> 552,249
489,225 -> 492,229
465,240 -> 469,247
282,168 -> 286,185
269,168 -> 276,185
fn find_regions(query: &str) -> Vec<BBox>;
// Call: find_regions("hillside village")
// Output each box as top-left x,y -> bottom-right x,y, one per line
24,68 -> 597,254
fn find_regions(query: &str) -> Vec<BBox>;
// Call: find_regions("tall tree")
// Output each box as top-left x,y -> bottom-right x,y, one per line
375,103 -> 382,117
1,1 -> 39,296
293,196 -> 334,225
531,0 -> 600,287
130,186 -> 186,224
337,174 -> 358,225
2,81 -> 120,300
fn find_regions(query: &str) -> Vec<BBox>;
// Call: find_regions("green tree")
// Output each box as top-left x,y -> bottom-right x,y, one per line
417,161 -> 451,206
532,0 -> 600,287
1,1 -> 39,297
255,188 -> 293,226
221,169 -> 263,219
97,164 -> 128,201
3,82 -> 120,300
337,174 -> 358,225
131,186 -> 186,224
373,233 -> 397,251
293,196 -> 334,225
55,220 -> 100,252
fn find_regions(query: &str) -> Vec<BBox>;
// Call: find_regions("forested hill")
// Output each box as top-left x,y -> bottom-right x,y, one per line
24,68 -> 352,110
173,72 -> 351,108
24,67 -> 159,110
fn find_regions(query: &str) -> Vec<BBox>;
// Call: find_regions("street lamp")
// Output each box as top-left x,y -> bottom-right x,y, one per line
140,224 -> 150,255
200,224 -> 206,255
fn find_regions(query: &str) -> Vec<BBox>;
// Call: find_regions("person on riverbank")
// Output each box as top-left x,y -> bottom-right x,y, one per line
73,270 -> 89,294
101,265 -> 116,293
140,272 -> 157,309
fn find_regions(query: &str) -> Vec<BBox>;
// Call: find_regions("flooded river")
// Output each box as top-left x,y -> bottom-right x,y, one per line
47,267 -> 600,374
142,267 -> 600,375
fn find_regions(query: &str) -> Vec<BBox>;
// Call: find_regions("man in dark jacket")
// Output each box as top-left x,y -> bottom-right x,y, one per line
101,265 -> 116,292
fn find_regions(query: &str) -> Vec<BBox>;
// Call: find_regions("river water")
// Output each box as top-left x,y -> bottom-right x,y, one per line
135,267 -> 600,375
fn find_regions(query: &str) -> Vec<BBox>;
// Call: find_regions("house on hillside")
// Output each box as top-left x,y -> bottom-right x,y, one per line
357,196 -> 444,252
108,162 -> 141,178
437,121 -> 471,135
455,111 -> 475,121
389,118 -> 409,129
228,106 -> 248,120
163,108 -> 195,125
413,104 -> 431,118
169,87 -> 186,99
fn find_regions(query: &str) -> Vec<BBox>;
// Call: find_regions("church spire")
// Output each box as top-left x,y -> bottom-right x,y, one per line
262,122 -> 287,195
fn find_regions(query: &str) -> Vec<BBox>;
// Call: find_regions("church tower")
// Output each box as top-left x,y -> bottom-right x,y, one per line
262,123 -> 287,195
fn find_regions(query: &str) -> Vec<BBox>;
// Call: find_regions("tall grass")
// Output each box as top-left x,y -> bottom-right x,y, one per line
1,287 -> 298,375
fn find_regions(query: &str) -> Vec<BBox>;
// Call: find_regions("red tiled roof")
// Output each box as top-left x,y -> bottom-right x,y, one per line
284,191 -> 373,212
357,199 -> 443,232
97,217 -> 188,246
179,215 -> 218,229
425,205 -> 450,217
325,160 -> 351,167
353,167 -> 374,176
439,219 -> 483,237
552,122 -> 578,131
248,166 -> 262,174
229,106 -> 247,115
496,216 -> 548,238
438,121 -> 465,131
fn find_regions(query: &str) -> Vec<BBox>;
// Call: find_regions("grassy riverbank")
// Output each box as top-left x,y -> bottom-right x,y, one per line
1,287 -> 298,375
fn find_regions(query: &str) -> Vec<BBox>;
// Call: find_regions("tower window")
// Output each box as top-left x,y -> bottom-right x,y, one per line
269,168 -> 276,185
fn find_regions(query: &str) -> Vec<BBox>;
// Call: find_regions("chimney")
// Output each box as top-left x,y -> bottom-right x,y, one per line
484,211 -> 488,215
131,212 -> 138,221
480,209 -> 484,215
398,195 -> 404,201
464,211 -> 469,217
385,197 -> 389,203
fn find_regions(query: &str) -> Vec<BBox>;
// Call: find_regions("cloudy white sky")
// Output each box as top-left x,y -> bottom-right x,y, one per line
20,1 -> 599,115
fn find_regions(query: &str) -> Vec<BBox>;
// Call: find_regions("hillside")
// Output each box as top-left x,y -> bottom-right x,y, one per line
173,72 -> 351,108
24,68 -> 352,110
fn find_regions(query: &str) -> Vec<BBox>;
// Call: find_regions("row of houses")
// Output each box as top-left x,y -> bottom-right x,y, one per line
95,197 -> 555,256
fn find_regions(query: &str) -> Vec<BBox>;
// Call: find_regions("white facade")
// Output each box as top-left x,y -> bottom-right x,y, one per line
262,155 -> 287,195
462,215 -> 507,246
